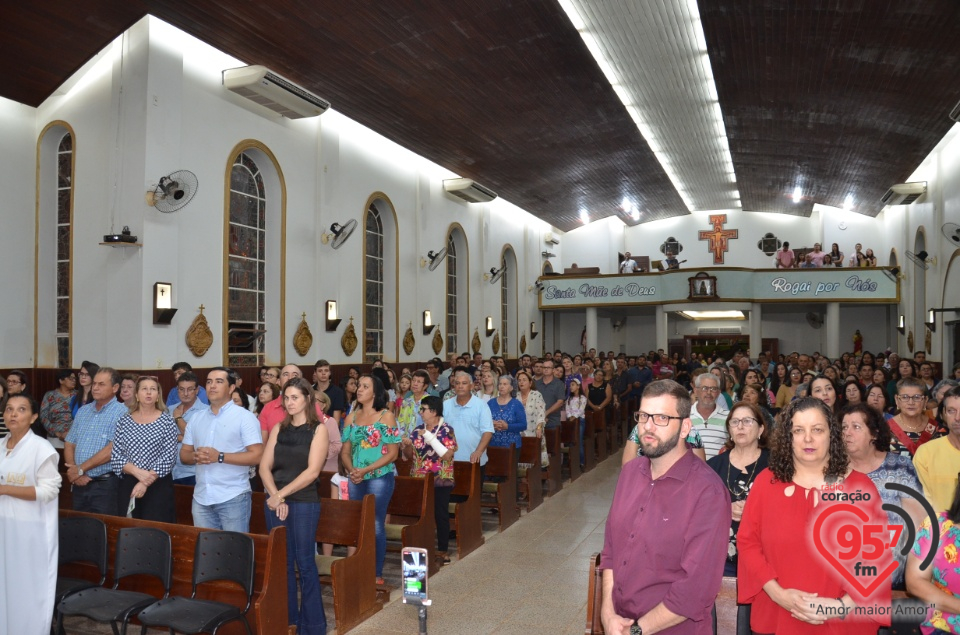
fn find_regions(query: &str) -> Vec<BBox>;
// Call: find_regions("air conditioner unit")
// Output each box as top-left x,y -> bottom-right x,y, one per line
544,232 -> 560,245
880,182 -> 926,206
223,65 -> 330,119
697,327 -> 742,335
442,178 -> 498,203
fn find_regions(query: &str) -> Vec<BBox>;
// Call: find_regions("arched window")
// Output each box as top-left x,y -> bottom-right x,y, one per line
446,234 -> 458,354
55,133 -> 73,368
500,246 -> 518,358
227,152 -> 267,367
365,204 -> 384,361
446,225 -> 468,356
36,122 -> 75,368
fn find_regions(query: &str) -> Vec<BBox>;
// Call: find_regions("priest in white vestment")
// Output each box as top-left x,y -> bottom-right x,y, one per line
0,394 -> 63,635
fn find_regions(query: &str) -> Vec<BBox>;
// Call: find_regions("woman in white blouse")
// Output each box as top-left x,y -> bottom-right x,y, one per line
516,370 -> 548,466
111,376 -> 179,521
0,394 -> 62,635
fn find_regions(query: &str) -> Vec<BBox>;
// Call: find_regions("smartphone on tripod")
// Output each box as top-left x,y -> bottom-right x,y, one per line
401,547 -> 430,605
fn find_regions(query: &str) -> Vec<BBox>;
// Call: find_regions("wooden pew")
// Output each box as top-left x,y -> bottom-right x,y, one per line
481,444 -> 519,532
385,473 -> 439,577
58,510 -> 287,635
542,427 -> 564,494
586,552 -> 604,635
516,436 -> 544,512
586,409 -> 608,463
171,483 -> 380,634
448,461 -> 484,559
314,495 -> 382,634
582,415 -> 598,472
559,418 -> 582,482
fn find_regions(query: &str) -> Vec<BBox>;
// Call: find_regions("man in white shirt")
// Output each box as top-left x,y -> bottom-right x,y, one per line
619,252 -> 640,274
181,367 -> 263,532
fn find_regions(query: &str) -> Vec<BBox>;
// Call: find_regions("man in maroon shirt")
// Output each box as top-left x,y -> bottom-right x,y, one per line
600,380 -> 730,635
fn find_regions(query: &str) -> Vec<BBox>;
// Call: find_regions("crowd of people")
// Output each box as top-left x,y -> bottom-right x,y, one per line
775,241 -> 879,268
4,345 -> 960,634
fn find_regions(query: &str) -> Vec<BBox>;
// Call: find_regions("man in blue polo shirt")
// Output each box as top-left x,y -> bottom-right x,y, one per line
181,367 -> 263,532
165,361 -> 209,408
64,367 -> 127,515
444,371 -> 494,466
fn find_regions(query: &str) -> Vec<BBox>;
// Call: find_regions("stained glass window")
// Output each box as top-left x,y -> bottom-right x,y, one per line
56,133 -> 72,368
446,234 -> 458,354
365,205 -> 384,362
227,152 -> 266,367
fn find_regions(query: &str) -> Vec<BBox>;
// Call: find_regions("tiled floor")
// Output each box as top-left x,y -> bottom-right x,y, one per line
348,455 -> 620,635
59,454 -> 622,635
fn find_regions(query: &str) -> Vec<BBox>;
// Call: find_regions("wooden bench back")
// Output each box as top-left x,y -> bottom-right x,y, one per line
58,510 -> 287,635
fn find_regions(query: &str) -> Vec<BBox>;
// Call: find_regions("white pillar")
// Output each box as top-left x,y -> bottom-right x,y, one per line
655,305 -> 668,353
586,307 -> 598,352
749,303 -> 762,360
825,303 -> 841,359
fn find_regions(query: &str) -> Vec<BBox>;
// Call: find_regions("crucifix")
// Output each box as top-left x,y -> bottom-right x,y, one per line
698,214 -> 738,264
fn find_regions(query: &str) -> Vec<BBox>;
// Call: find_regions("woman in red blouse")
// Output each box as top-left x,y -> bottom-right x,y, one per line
738,397 -> 891,634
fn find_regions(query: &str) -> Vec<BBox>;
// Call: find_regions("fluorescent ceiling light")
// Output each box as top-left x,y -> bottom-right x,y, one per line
557,0 -> 741,213
677,310 -> 746,320
580,209 -> 590,224
843,194 -> 854,211
792,186 -> 802,203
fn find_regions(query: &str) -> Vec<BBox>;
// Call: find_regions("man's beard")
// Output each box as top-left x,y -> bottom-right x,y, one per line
641,427 -> 683,459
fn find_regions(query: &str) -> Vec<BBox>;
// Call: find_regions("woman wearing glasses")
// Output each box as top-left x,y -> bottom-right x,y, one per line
738,398 -> 891,634
110,376 -> 179,522
402,396 -> 457,565
707,402 -> 769,577
888,376 -> 943,457
623,410 -> 706,464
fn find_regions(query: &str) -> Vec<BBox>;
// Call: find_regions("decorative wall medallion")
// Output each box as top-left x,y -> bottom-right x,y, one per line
432,329 -> 444,355
925,329 -> 932,354
519,333 -> 527,354
492,331 -> 501,355
659,237 -> 683,256
341,317 -> 358,357
472,328 -> 482,355
403,324 -> 416,356
185,305 -> 214,357
698,214 -> 738,264
292,313 -> 313,357
757,232 -> 781,256
907,329 -> 914,353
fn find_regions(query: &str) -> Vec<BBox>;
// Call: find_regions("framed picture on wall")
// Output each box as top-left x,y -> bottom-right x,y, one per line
688,272 -> 718,300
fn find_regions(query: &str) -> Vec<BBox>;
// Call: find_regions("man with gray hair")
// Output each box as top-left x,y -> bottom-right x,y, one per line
690,372 -> 729,459
444,371 -> 494,466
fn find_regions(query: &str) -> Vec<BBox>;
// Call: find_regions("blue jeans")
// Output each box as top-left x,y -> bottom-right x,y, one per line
348,472 -> 395,577
265,501 -> 325,635
192,491 -> 252,532
578,417 -> 586,464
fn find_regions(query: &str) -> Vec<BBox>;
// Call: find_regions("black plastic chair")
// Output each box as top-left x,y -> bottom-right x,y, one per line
54,517 -> 108,634
56,527 -> 172,635
137,531 -> 256,635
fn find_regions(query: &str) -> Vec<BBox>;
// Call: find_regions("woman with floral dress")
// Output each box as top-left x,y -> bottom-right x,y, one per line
402,395 -> 457,565
340,374 -> 401,585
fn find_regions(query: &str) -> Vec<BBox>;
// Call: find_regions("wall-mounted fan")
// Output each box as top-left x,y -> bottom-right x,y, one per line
320,220 -> 358,249
805,312 -> 824,329
147,170 -> 198,213
484,266 -> 505,284
906,250 -> 935,270
942,223 -> 960,246
612,318 -> 625,331
420,248 -> 448,271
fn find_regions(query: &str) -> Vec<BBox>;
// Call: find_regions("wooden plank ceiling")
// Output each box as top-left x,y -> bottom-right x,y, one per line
4,1 -> 960,230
